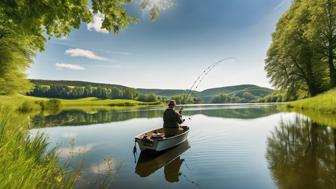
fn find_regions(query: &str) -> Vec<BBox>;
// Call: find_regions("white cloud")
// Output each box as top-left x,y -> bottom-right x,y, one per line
65,48 -> 109,61
87,12 -> 109,33
56,63 -> 85,70
63,132 -> 78,139
60,36 -> 69,40
90,158 -> 122,174
142,0 -> 174,14
56,144 -> 93,158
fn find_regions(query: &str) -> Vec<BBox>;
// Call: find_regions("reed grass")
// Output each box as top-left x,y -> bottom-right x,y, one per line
0,110 -> 78,188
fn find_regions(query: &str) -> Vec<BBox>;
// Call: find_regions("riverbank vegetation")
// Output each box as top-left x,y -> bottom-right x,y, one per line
287,89 -> 336,114
0,95 -> 161,113
0,112 -> 78,188
265,0 -> 336,101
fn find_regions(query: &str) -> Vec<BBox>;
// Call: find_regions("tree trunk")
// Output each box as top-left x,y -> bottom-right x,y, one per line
328,41 -> 336,87
326,0 -> 336,88
304,49 -> 319,96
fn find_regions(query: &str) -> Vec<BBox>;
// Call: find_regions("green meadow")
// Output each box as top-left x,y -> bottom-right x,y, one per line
0,95 -> 162,112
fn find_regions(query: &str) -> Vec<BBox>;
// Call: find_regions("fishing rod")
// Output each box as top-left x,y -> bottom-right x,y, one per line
180,57 -> 235,111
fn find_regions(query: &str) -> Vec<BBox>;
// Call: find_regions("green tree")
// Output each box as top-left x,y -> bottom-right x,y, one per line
306,0 -> 336,88
172,94 -> 201,104
265,0 -> 324,97
265,0 -> 336,97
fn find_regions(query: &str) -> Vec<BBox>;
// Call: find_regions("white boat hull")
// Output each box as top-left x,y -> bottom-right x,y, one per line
135,126 -> 189,152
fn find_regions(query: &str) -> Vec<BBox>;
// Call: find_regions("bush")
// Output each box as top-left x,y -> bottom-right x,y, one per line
45,99 -> 62,110
18,101 -> 39,112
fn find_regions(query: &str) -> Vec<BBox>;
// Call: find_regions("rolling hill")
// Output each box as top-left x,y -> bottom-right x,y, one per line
28,79 -> 273,103
138,84 -> 273,103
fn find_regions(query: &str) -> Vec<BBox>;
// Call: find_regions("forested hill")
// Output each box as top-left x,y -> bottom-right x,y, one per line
28,79 -> 139,100
197,85 -> 273,103
136,88 -> 192,97
28,79 -> 273,103
139,84 -> 274,103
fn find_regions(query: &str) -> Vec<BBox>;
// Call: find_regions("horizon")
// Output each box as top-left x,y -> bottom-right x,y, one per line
27,0 -> 291,90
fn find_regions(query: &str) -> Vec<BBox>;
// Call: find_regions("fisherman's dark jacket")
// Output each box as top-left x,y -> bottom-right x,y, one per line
163,108 -> 183,128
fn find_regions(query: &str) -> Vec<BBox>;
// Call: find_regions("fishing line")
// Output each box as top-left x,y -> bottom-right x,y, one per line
180,57 -> 236,111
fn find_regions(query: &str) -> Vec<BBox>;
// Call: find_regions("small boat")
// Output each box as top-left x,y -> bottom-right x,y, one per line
135,126 -> 189,152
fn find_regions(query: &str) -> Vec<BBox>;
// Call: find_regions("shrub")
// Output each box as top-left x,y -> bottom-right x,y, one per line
18,101 -> 39,113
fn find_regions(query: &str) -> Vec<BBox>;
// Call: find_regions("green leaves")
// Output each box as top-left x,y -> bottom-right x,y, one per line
265,0 -> 336,97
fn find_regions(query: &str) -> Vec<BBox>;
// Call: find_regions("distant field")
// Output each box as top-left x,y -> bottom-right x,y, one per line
0,95 -> 161,112
60,97 -> 161,107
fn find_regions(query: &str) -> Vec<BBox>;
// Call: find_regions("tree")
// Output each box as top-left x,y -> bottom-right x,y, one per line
306,0 -> 336,88
0,0 -> 163,95
265,0 -> 325,97
172,94 -> 201,104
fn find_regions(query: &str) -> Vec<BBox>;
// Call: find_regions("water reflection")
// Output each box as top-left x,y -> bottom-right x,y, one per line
31,104 -> 278,128
136,141 -> 190,183
266,116 -> 336,189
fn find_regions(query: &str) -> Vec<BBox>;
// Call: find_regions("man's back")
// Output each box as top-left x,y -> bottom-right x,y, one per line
163,108 -> 183,128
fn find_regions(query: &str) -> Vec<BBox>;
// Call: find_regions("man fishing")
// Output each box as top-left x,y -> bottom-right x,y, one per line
163,100 -> 185,137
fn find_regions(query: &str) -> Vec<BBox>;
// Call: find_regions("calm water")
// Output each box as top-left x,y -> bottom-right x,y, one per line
29,104 -> 336,189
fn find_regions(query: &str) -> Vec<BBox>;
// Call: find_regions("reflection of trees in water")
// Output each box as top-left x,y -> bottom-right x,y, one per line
31,109 -> 164,128
266,116 -> 336,189
31,106 -> 279,128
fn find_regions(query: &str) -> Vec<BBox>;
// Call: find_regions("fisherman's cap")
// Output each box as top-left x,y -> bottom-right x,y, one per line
168,100 -> 176,106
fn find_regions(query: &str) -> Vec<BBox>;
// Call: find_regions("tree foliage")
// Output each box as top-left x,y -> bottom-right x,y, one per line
29,80 -> 136,100
28,79 -> 163,102
265,0 -> 336,97
171,94 -> 202,104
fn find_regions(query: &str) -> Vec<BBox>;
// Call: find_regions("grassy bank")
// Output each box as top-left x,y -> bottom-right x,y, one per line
287,89 -> 336,114
0,95 -> 162,113
0,111 -> 78,188
60,97 -> 161,107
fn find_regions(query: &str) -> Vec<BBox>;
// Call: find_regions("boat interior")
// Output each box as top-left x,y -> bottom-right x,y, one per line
136,126 -> 189,140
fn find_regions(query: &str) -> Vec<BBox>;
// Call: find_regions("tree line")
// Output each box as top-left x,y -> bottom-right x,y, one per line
266,0 -> 336,99
28,84 -> 162,102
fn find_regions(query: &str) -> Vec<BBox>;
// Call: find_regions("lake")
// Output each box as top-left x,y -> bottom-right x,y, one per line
29,104 -> 336,189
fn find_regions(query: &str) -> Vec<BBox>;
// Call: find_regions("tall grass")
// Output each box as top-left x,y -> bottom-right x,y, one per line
287,89 -> 336,114
0,111 -> 78,188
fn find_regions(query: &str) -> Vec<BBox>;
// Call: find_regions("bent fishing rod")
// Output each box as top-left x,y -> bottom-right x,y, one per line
180,57 -> 236,112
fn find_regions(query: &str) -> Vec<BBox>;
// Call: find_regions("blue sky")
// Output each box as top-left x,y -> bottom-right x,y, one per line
28,0 -> 291,90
